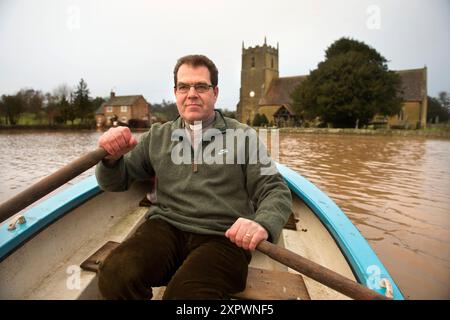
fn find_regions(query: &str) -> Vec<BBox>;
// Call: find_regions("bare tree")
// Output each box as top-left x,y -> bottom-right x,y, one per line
43,92 -> 59,125
438,91 -> 450,113
18,88 -> 45,123
53,84 -> 73,102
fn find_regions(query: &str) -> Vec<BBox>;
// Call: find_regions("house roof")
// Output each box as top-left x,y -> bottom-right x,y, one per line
95,95 -> 149,114
259,76 -> 308,106
105,95 -> 144,106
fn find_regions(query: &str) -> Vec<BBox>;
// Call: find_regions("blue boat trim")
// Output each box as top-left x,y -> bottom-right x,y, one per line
0,175 -> 102,261
276,163 -> 405,300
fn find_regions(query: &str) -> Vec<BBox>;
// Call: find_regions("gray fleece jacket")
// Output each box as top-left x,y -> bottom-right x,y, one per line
95,112 -> 292,242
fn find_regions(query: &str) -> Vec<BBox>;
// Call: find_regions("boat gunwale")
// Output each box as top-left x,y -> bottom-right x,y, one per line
0,176 -> 102,262
276,163 -> 405,300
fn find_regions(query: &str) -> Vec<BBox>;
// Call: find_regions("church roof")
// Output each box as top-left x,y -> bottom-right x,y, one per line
258,105 -> 280,118
259,76 -> 308,106
277,104 -> 296,115
258,68 -> 426,107
396,68 -> 426,101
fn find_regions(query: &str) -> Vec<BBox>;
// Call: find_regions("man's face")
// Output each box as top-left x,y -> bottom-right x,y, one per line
174,64 -> 218,123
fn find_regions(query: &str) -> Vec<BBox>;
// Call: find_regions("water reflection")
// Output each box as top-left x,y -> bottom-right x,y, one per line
0,130 -> 449,299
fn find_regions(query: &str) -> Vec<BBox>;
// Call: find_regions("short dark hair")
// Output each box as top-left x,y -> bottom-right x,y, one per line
173,55 -> 218,87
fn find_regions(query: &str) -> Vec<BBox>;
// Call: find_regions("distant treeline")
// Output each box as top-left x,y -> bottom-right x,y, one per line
0,79 -> 104,126
0,79 -> 236,127
428,93 -> 450,123
151,100 -> 236,123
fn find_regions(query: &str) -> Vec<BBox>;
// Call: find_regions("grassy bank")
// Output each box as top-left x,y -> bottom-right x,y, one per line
275,127 -> 450,138
0,113 -> 96,130
0,124 -> 97,130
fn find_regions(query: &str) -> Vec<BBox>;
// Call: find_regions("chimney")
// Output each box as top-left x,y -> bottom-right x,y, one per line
110,90 -> 115,99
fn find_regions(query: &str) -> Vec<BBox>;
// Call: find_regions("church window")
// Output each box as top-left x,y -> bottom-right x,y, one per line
271,58 -> 274,68
251,56 -> 255,68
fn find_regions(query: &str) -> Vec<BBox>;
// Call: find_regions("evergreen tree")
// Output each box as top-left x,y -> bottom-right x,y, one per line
252,113 -> 262,127
73,79 -> 92,124
292,37 -> 402,128
59,94 -> 76,124
260,114 -> 269,126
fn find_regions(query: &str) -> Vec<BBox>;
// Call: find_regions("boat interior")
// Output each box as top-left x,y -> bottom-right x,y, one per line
0,181 -> 356,300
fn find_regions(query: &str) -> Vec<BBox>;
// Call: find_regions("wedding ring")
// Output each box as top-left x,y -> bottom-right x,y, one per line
244,233 -> 251,238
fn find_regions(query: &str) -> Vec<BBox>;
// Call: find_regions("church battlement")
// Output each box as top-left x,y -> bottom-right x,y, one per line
242,37 -> 279,55
242,44 -> 278,55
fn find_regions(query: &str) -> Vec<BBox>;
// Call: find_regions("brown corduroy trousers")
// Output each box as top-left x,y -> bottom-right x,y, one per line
98,218 -> 251,300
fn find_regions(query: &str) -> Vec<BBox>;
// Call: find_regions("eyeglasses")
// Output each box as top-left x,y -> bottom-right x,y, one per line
175,83 -> 214,94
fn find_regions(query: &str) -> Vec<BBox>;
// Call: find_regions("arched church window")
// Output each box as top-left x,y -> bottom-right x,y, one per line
251,56 -> 255,68
271,58 -> 274,68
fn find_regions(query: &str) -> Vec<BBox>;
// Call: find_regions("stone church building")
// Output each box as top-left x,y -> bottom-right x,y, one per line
236,40 -> 427,129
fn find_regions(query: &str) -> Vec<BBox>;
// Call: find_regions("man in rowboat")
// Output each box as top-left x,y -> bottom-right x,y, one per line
95,55 -> 292,299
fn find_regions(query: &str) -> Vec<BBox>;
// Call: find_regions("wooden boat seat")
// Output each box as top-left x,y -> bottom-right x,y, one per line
231,267 -> 310,300
81,240 -> 311,300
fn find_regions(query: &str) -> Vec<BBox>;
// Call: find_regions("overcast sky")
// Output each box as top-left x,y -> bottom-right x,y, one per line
0,0 -> 449,109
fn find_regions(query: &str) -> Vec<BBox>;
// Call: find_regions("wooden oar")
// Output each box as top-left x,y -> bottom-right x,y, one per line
0,148 -> 108,224
257,240 -> 390,300
0,147 -> 390,300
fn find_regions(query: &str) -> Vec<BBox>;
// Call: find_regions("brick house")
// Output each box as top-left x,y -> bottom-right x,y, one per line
95,91 -> 151,128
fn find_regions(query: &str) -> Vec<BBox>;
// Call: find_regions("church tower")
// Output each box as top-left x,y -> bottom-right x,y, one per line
237,38 -> 279,124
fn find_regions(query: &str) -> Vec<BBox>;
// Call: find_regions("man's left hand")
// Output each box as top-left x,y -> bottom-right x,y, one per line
225,218 -> 268,251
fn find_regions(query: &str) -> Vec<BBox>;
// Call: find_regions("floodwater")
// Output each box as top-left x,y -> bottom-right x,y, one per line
0,130 -> 449,299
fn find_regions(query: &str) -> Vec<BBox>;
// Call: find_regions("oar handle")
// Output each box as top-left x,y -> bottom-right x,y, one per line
0,147 -> 108,224
256,240 -> 390,300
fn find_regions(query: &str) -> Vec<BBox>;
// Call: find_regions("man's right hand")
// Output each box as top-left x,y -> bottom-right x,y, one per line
98,126 -> 138,162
